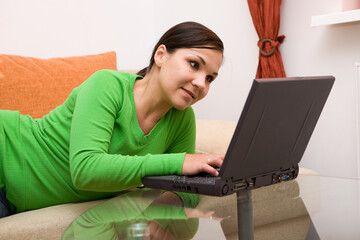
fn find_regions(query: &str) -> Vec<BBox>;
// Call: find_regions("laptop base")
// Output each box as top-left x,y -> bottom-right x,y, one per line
142,164 -> 299,196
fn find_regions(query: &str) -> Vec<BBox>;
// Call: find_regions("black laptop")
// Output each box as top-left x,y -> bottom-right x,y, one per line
142,76 -> 335,196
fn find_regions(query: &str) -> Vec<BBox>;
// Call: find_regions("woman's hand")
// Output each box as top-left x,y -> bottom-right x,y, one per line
184,208 -> 228,222
182,154 -> 225,176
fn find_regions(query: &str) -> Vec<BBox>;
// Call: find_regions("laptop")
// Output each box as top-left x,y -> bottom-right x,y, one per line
142,76 -> 335,196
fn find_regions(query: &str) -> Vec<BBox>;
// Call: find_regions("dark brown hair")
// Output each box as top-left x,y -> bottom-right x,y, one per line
137,21 -> 224,77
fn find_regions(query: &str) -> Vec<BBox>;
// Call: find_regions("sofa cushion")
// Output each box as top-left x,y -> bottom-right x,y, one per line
0,52 -> 117,118
195,119 -> 237,154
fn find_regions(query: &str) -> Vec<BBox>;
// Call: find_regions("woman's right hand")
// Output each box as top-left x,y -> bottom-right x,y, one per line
182,154 -> 225,176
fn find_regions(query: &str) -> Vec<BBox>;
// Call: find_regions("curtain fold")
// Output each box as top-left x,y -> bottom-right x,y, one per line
247,0 -> 286,78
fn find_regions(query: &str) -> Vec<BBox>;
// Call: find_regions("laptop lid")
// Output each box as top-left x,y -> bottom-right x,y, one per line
219,76 -> 335,180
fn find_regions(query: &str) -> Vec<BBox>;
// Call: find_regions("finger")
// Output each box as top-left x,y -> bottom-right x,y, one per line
207,157 -> 223,168
211,153 -> 225,160
215,158 -> 224,167
203,164 -> 219,176
208,154 -> 225,160
149,221 -> 165,239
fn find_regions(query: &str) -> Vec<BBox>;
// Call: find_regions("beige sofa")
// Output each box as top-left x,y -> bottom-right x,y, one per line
0,53 -> 316,239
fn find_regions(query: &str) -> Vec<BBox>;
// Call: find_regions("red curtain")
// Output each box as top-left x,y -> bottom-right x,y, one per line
247,0 -> 286,78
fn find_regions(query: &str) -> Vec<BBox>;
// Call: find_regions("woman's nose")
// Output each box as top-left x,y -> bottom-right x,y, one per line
192,75 -> 206,89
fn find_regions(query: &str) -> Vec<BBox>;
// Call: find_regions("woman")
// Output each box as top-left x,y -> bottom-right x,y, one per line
0,21 -> 225,217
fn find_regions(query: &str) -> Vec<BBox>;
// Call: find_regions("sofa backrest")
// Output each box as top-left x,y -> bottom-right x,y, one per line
0,52 -> 117,118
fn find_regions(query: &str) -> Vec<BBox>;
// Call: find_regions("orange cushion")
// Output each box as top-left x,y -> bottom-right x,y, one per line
0,52 -> 117,118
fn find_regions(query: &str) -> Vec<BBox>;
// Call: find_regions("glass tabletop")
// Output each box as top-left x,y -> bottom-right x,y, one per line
62,175 -> 360,240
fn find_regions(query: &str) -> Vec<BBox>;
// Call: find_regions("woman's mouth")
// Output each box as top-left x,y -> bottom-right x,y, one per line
181,87 -> 195,99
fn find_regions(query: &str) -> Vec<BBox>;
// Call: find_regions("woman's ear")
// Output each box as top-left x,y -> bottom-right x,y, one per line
154,44 -> 167,67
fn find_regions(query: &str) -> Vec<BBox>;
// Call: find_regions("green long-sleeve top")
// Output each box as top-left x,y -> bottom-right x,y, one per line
0,70 -> 196,213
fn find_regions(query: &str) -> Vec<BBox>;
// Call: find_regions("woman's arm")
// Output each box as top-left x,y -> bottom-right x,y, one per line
69,71 -> 185,192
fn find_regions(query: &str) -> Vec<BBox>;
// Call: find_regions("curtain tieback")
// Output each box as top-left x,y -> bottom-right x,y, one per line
257,35 -> 285,57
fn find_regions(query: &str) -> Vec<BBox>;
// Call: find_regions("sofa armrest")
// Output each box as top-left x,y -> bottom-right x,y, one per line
0,200 -> 105,240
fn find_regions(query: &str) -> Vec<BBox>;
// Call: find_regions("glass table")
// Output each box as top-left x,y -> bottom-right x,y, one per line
62,175 -> 360,239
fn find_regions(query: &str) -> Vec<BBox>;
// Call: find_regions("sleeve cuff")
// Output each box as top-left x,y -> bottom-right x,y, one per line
144,152 -> 185,176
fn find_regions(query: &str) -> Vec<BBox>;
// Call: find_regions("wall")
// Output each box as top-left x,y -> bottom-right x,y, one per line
280,0 -> 360,179
0,0 -> 359,179
0,0 -> 156,68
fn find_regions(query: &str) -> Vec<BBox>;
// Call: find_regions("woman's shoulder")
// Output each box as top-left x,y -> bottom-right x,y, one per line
167,107 -> 195,125
90,70 -> 139,83
79,70 -> 139,91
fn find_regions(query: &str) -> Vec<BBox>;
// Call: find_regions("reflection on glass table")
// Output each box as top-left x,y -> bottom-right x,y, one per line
62,175 -> 360,239
62,189 -> 218,240
196,178 -> 316,240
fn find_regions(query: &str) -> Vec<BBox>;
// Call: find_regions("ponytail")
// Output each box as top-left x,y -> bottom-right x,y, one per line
136,67 -> 148,77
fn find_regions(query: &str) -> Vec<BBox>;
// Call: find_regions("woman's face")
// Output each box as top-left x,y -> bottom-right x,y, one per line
155,45 -> 223,110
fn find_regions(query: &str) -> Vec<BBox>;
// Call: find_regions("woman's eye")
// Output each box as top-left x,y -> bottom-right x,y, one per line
206,75 -> 214,83
189,61 -> 199,70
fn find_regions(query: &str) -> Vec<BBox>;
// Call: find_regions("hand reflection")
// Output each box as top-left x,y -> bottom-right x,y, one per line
184,208 -> 227,222
147,221 -> 177,240
153,191 -> 228,222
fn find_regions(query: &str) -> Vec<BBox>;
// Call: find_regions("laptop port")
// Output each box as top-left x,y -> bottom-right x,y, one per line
272,175 -> 280,183
272,173 -> 292,183
281,174 -> 290,181
234,182 -> 248,191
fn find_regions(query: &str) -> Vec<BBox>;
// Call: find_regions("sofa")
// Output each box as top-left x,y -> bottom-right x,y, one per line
0,52 -> 317,239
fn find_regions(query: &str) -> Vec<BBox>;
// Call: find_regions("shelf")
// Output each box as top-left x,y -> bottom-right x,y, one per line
311,9 -> 360,27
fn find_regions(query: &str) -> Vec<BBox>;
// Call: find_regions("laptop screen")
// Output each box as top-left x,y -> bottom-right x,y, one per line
219,76 -> 335,180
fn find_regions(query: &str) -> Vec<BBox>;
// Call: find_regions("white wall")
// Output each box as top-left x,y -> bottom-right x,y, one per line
280,0 -> 360,180
0,0 -> 359,179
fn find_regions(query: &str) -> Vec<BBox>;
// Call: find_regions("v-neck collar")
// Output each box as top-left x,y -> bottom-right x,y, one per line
130,74 -> 168,142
